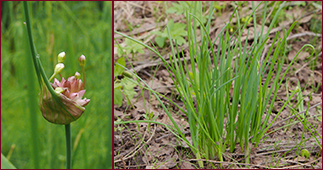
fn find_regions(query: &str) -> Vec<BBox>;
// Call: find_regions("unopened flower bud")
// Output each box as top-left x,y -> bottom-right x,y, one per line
55,87 -> 64,94
54,63 -> 65,74
58,52 -> 66,63
78,55 -> 86,67
75,72 -> 81,79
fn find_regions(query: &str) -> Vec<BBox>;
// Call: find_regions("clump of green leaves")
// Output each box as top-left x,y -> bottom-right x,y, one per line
114,57 -> 137,107
269,1 -> 293,27
310,17 -> 322,34
166,1 -> 189,15
116,1 -> 320,169
116,1 -> 317,168
162,1 -> 210,49
152,19 -> 187,48
117,39 -> 145,57
166,1 -> 209,26
213,2 -> 227,16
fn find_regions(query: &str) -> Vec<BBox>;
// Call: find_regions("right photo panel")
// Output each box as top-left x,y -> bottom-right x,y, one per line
114,1 -> 322,169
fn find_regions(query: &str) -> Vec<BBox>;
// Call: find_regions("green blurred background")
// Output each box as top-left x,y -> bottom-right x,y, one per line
1,1 -> 112,169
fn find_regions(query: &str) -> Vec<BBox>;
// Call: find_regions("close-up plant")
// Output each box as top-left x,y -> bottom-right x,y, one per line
1,1 -> 112,169
114,1 -> 322,169
152,19 -> 187,48
114,56 -> 137,108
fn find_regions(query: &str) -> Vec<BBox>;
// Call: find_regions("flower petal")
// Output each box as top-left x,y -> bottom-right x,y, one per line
78,90 -> 86,98
60,77 -> 66,87
69,92 -> 78,100
78,79 -> 84,91
54,78 -> 61,86
77,98 -> 90,107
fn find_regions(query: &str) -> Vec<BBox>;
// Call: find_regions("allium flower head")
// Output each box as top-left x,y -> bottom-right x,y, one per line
39,52 -> 90,125
40,74 -> 90,125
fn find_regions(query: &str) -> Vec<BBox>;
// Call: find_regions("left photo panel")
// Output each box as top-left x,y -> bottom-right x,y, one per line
1,1 -> 112,169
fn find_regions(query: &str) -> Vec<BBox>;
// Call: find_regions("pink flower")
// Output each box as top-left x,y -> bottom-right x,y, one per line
40,74 -> 90,125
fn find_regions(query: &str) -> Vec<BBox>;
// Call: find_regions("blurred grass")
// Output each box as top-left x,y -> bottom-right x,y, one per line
1,1 -> 112,169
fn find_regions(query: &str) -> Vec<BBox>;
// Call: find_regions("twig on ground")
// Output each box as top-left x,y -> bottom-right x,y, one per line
295,51 -> 322,74
248,102 -> 322,141
120,155 -> 127,169
115,141 -> 131,154
132,55 -> 192,73
114,16 -> 183,39
114,125 -> 157,163
155,131 -> 190,143
115,128 -> 148,160
269,102 -> 322,129
281,157 -> 321,169
187,158 -> 270,169
124,164 -> 149,168
134,85 -> 175,92
127,1 -> 153,13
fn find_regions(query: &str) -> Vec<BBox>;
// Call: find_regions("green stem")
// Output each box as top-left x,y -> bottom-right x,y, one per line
23,1 -> 41,84
65,124 -> 72,169
23,2 -> 58,97
82,67 -> 85,86
23,2 -> 40,169
48,72 -> 57,82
